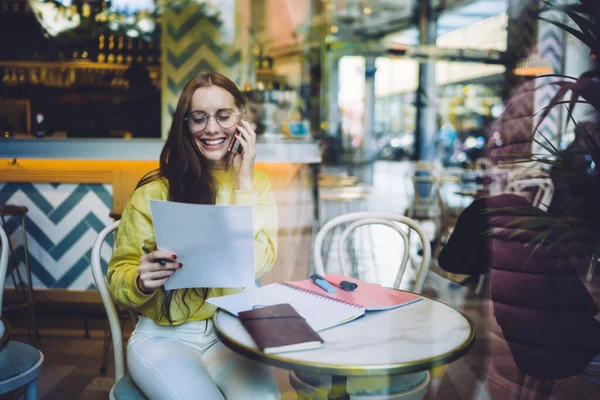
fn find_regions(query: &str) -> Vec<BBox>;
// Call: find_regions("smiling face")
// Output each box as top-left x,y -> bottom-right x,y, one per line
188,85 -> 240,169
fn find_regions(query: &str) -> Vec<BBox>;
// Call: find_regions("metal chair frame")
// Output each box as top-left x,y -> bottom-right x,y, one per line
0,209 -> 38,342
295,212 -> 432,399
91,220 -> 137,399
0,225 -> 43,399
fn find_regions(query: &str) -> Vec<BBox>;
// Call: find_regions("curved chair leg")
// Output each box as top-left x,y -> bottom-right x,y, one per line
25,381 -> 38,400
21,214 -> 40,342
100,319 -> 111,375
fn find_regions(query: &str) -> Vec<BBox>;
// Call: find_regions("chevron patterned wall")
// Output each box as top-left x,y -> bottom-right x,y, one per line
161,1 -> 242,138
505,0 -> 539,101
534,9 -> 566,155
0,183 -> 114,290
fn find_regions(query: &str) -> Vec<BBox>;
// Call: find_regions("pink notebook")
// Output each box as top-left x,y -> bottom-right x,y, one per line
281,274 -> 422,311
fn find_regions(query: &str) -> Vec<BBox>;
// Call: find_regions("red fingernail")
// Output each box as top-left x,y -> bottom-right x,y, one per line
178,262 -> 183,268
172,254 -> 177,259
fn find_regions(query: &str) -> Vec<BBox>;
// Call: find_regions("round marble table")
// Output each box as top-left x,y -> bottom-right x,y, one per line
213,294 -> 475,399
0,316 -> 9,352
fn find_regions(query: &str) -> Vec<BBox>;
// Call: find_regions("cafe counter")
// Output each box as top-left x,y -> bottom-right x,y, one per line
0,138 -> 320,298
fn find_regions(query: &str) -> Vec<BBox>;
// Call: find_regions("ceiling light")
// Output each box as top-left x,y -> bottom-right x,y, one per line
513,52 -> 553,76
363,7 -> 372,14
330,25 -> 339,33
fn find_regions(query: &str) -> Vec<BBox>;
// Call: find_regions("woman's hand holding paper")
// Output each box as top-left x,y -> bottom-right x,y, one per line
137,250 -> 182,294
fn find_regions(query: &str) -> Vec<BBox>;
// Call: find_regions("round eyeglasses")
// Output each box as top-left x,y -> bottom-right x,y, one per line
184,108 -> 244,133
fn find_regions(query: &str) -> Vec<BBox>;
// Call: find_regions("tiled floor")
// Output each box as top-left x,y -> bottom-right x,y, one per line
5,161 -> 600,399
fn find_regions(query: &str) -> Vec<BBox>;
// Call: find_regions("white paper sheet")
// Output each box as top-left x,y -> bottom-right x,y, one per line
149,200 -> 255,290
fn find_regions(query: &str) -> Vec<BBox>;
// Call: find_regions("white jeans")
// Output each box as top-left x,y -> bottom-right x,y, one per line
127,316 -> 280,400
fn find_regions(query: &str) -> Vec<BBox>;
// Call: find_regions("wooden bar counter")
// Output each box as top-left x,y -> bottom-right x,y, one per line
0,138 -> 320,298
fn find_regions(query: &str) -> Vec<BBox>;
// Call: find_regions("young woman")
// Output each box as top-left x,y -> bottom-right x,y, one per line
107,72 -> 280,399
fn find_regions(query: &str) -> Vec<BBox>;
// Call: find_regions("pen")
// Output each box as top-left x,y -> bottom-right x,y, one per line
310,274 -> 337,293
338,280 -> 358,291
141,246 -> 167,266
320,275 -> 358,291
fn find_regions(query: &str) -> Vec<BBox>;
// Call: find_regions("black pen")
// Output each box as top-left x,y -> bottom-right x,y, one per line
319,275 -> 358,292
141,246 -> 167,266
339,281 -> 358,291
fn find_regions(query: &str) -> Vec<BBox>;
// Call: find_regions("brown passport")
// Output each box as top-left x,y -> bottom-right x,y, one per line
239,303 -> 324,354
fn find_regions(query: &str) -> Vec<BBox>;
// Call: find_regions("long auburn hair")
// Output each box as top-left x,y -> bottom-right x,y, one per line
137,72 -> 247,323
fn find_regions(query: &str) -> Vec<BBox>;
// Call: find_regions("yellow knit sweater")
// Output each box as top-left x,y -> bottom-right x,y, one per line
107,169 -> 278,325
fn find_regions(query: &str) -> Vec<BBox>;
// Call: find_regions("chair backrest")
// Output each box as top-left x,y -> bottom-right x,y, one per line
90,220 -> 125,381
475,157 -> 494,170
313,212 -> 431,293
405,162 -> 442,210
0,225 -> 8,314
506,177 -> 554,211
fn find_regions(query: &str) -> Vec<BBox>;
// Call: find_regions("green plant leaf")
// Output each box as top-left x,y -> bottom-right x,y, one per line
508,229 -> 526,240
538,16 -> 597,50
535,100 -> 589,117
536,73 -> 578,80
502,217 -> 555,231
500,159 -> 557,166
567,96 -> 584,132
533,84 -> 574,134
546,231 -> 578,249
532,230 -> 552,243
540,2 -> 592,16
565,105 -> 583,134
534,130 -> 560,155
562,9 -> 596,37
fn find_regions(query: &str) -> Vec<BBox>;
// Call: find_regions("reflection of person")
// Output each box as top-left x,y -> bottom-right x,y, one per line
435,121 -> 457,165
245,102 -> 265,135
107,72 -> 279,399
550,120 -> 600,216
439,193 -> 600,399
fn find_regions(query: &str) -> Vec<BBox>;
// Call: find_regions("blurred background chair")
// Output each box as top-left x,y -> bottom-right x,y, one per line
404,162 -> 442,223
91,221 -> 147,400
0,224 -> 44,400
403,162 -> 443,270
318,172 -> 358,189
290,212 -> 431,399
506,177 -> 554,212
579,357 -> 600,386
318,172 -> 372,225
475,157 -> 494,170
0,205 -> 38,343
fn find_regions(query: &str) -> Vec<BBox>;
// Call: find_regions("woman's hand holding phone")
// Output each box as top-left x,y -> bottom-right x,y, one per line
230,119 -> 256,190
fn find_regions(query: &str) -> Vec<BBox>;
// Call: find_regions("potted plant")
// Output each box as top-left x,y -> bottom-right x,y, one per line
439,2 -> 600,398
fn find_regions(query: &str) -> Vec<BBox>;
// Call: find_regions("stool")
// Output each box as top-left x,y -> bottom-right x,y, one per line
0,205 -> 38,342
0,341 -> 44,399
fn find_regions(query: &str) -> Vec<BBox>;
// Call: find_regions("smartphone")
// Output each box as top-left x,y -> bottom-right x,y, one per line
227,134 -> 243,155
225,133 -> 243,171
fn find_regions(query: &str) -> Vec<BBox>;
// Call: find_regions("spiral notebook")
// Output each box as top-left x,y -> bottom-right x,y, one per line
208,275 -> 422,332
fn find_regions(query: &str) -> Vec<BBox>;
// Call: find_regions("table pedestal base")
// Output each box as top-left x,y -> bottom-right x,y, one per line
328,375 -> 350,400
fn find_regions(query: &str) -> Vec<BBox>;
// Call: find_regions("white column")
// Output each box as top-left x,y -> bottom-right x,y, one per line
533,0 -> 566,155
363,56 -> 377,158
327,55 -> 340,139
415,0 -> 437,161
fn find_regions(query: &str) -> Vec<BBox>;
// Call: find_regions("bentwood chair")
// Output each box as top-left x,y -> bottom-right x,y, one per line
0,205 -> 38,342
91,220 -> 147,400
290,212 -> 432,399
0,225 -> 44,400
506,177 -> 554,212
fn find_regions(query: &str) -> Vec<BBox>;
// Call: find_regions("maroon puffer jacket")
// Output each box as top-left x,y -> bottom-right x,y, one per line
439,193 -> 600,379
